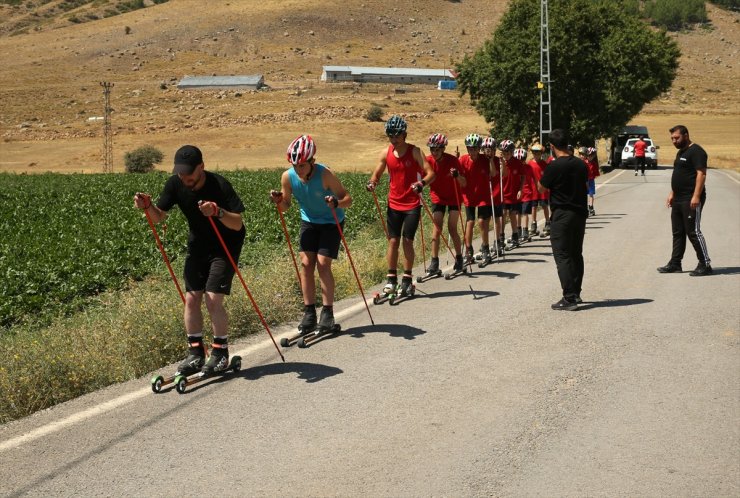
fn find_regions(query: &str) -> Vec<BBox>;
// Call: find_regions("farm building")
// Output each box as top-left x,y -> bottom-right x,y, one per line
321,66 -> 455,85
177,75 -> 264,90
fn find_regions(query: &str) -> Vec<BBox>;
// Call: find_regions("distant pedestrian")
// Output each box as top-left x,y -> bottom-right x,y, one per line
657,125 -> 712,276
584,146 -> 600,217
537,129 -> 588,310
633,137 -> 648,176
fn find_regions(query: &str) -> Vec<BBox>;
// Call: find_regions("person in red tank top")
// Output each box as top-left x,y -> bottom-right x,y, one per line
459,133 -> 495,264
367,115 -> 435,294
425,133 -> 465,274
633,137 -> 648,176
499,140 -> 525,250
528,143 -> 551,237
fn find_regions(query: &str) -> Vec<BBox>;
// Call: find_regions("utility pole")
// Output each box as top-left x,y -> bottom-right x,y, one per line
100,81 -> 114,173
539,0 -> 552,146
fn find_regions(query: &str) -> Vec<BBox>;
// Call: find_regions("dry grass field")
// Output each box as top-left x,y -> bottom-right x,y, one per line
0,0 -> 738,173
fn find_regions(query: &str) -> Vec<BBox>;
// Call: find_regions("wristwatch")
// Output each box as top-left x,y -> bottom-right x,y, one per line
217,207 -> 225,219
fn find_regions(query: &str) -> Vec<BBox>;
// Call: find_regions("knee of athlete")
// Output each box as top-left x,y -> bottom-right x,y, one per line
204,293 -> 225,313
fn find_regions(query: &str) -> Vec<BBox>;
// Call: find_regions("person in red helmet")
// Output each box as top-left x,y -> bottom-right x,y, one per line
425,133 -> 465,275
499,139 -> 525,250
459,133 -> 495,264
270,135 -> 353,333
528,143 -> 551,237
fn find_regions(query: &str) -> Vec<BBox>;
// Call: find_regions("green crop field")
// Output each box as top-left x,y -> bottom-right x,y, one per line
0,169 -> 387,330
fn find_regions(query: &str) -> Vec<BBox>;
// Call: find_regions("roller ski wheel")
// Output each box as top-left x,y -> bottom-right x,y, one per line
416,269 -> 442,283
151,375 -> 165,393
281,324 -> 317,348
174,356 -> 242,394
297,324 -> 342,348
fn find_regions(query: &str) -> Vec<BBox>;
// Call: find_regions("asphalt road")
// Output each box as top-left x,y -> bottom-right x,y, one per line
1,166 -> 739,497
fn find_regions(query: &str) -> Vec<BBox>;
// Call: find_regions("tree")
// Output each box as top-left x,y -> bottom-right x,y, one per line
124,145 -> 163,173
455,0 -> 680,145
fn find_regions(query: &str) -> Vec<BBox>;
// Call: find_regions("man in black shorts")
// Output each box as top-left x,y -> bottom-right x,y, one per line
537,129 -> 589,311
134,145 -> 245,375
657,125 -> 712,276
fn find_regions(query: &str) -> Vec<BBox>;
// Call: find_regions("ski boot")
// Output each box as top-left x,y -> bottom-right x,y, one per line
318,306 -> 335,331
589,206 -> 596,217
383,276 -> 398,296
497,237 -> 506,257
453,254 -> 464,272
540,221 -> 551,237
505,233 -> 520,251
478,244 -> 493,267
298,307 -> 317,333
176,337 -> 206,376
465,246 -> 475,266
530,222 -> 539,237
522,227 -> 531,243
418,257 -> 441,282
399,276 -> 413,297
201,339 -> 229,376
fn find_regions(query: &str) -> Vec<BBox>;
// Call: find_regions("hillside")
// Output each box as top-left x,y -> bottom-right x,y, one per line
0,0 -> 738,172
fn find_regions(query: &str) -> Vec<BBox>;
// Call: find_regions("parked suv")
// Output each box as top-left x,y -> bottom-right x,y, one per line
608,125 -> 652,168
621,137 -> 659,169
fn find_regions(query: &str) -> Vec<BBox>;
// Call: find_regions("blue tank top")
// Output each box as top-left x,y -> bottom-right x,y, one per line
288,163 -> 345,224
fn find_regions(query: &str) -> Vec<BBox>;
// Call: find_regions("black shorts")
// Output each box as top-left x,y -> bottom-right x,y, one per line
299,220 -> 343,259
493,204 -> 504,217
184,253 -> 237,295
537,199 -> 550,207
465,205 -> 493,221
387,206 -> 421,240
431,203 -> 460,214
504,203 -> 521,213
520,201 -> 534,214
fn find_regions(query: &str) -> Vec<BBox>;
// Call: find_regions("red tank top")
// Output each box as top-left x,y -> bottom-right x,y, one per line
387,144 -> 423,211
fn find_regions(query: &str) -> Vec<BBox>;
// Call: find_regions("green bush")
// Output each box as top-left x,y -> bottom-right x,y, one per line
710,0 -> 740,10
124,145 -> 164,173
365,104 -> 384,122
645,0 -> 707,30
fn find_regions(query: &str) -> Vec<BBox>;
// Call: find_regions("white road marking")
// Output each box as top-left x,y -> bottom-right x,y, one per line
0,302 -> 368,453
715,169 -> 740,185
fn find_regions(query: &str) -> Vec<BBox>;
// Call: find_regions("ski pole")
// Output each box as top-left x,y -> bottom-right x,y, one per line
206,215 -> 285,362
275,204 -> 302,287
371,189 -> 389,240
420,195 -> 455,261
142,207 -> 185,304
499,155 -> 506,261
488,179 -> 500,261
329,205 -> 374,326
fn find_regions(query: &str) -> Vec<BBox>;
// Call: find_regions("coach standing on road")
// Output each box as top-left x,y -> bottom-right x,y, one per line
537,129 -> 589,311
657,125 -> 712,276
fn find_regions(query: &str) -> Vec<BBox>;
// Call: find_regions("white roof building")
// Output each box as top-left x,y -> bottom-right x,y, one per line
177,75 -> 264,90
321,66 -> 456,85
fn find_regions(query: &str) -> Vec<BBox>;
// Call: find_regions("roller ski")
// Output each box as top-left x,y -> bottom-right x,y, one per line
444,254 -> 468,279
416,257 -> 442,283
151,337 -> 206,393
281,307 -> 318,347
296,307 -> 342,348
373,274 -> 398,305
505,234 -> 520,251
477,244 -> 495,268
172,353 -> 242,394
389,276 -> 415,305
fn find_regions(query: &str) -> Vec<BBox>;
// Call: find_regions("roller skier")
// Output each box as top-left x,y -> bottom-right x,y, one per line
459,133 -> 495,266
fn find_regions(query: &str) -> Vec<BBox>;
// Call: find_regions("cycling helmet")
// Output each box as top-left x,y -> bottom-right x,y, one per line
286,134 -> 316,165
578,146 -> 588,156
385,115 -> 407,136
427,133 -> 448,148
530,143 -> 543,152
498,139 -> 515,152
464,133 -> 482,148
513,148 -> 527,161
587,147 -> 597,156
481,137 -> 496,149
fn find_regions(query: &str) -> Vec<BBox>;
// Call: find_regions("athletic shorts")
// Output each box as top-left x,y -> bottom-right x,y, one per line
465,205 -> 492,221
492,205 -> 503,217
299,220 -> 343,259
520,201 -> 534,215
387,206 -> 421,240
504,203 -> 521,213
431,203 -> 460,214
537,199 -> 550,207
587,179 -> 596,196
184,252 -> 236,295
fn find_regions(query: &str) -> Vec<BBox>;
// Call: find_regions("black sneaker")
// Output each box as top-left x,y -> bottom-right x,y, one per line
318,307 -> 335,330
201,350 -> 229,375
176,339 -> 206,376
298,309 -> 317,332
574,295 -> 583,304
689,264 -> 713,276
551,298 -> 578,311
657,264 -> 682,274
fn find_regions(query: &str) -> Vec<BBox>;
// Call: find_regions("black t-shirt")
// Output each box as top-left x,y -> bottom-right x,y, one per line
157,171 -> 246,257
539,155 -> 588,217
671,143 -> 707,202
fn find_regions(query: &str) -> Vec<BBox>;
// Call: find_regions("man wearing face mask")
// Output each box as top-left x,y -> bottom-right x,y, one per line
134,144 -> 245,376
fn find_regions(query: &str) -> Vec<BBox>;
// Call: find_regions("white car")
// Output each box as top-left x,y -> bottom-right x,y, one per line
621,137 -> 658,169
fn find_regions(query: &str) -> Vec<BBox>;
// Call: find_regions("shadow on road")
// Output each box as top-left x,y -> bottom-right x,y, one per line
414,287 -> 499,300
240,362 -> 343,384
711,266 -> 740,276
347,323 -> 427,341
577,298 -> 653,310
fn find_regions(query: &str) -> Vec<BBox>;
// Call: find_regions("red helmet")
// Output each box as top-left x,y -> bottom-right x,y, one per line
427,133 -> 448,148
287,135 -> 316,165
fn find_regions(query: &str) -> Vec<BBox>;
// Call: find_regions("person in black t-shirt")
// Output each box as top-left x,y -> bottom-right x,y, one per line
538,129 -> 589,311
657,125 -> 712,276
134,145 -> 246,375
